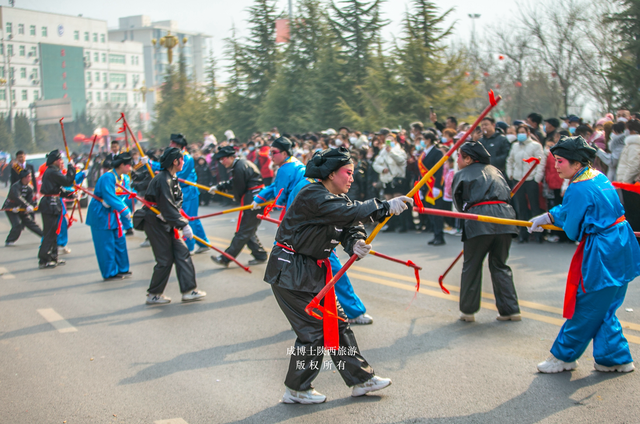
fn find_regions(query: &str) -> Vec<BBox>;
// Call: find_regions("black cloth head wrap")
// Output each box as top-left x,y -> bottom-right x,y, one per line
213,145 -> 236,160
112,152 -> 132,168
271,136 -> 292,155
160,147 -> 183,169
46,149 -> 62,166
304,146 -> 352,179
170,133 -> 188,147
550,136 -> 596,165
18,169 -> 31,179
460,142 -> 491,164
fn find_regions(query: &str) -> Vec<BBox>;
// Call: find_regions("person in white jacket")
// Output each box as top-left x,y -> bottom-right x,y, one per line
373,135 -> 409,232
506,125 -> 546,243
616,119 -> 640,231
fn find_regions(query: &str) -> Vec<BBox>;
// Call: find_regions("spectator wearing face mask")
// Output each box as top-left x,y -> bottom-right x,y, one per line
526,113 -> 545,143
442,129 -> 456,147
479,117 -> 512,175
543,118 -> 559,144
616,119 -> 640,231
568,116 -> 581,135
373,132 -> 410,232
596,121 -> 625,181
506,124 -> 545,243
505,125 -> 517,144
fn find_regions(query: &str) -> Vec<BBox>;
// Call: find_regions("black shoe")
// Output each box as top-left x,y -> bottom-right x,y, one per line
117,271 -> 133,278
104,274 -> 125,281
39,261 -> 57,269
248,258 -> 267,266
428,239 -> 436,245
126,229 -> 134,236
211,255 -> 230,267
431,239 -> 446,246
517,237 -> 528,244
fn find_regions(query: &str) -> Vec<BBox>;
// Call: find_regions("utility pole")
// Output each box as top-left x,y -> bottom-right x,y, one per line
468,14 -> 481,54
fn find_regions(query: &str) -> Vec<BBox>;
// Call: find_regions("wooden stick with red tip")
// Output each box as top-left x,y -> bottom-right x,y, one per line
306,91 -> 502,317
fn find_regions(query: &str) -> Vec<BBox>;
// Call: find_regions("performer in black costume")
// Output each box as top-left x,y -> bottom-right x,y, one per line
210,145 -> 267,267
37,150 -> 76,269
136,147 -> 206,305
4,169 -> 43,246
452,142 -> 520,322
264,146 -> 411,404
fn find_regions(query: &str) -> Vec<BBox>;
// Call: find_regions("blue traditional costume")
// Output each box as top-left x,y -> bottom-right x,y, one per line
86,153 -> 133,280
57,169 -> 87,250
151,134 -> 209,252
532,136 -> 640,373
257,137 -> 371,322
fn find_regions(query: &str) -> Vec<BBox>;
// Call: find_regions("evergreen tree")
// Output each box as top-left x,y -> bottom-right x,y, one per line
0,115 -> 14,153
13,113 -> 33,152
606,0 -> 640,109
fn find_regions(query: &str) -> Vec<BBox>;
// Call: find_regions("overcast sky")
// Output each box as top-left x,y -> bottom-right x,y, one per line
9,0 -> 519,79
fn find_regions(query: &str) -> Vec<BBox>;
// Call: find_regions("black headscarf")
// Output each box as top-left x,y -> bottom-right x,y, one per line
160,147 -> 183,169
550,136 -> 596,166
460,142 -> 491,165
112,152 -> 132,168
213,145 -> 236,160
272,136 -> 293,155
305,146 -> 352,179
18,169 -> 31,179
170,133 -> 188,147
46,149 -> 62,166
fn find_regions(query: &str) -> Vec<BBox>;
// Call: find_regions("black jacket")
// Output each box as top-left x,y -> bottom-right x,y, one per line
419,146 -> 444,194
264,182 -> 390,292
38,164 -> 76,215
10,162 -> 37,188
3,180 -> 37,210
143,170 -> 189,231
452,162 -> 518,241
217,159 -> 263,203
131,162 -> 152,196
479,132 -> 511,174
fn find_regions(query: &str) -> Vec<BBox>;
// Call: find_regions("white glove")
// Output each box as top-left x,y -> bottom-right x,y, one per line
140,156 -> 149,165
11,207 -> 20,213
432,187 -> 441,198
529,213 -> 552,233
182,224 -> 194,239
102,201 -> 111,208
156,213 -> 166,222
208,185 -> 218,194
251,201 -> 261,210
353,239 -> 372,259
26,205 -> 34,213
124,212 -> 132,221
387,196 -> 413,215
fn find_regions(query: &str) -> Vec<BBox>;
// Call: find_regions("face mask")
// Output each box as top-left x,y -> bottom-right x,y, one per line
420,140 -> 426,147
302,149 -> 309,155
410,133 -> 415,140
618,117 -> 628,123
561,122 -> 569,129
389,141 -> 396,148
542,125 -> 546,133
415,144 -> 423,152
335,139 -> 343,146
248,146 -> 254,151
517,133 -> 527,142
441,137 -> 448,144
349,137 -> 357,144
569,127 -> 576,135
506,134 -> 516,142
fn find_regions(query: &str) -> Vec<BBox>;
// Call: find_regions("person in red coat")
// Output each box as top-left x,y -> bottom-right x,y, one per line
257,145 -> 274,185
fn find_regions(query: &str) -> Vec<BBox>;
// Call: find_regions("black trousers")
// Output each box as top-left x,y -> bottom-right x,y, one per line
6,212 -> 43,243
225,208 -> 267,261
512,180 -> 541,240
144,216 -> 197,295
460,234 -> 520,316
271,284 -> 374,391
430,196 -> 446,241
38,213 -> 60,264
622,191 -> 640,232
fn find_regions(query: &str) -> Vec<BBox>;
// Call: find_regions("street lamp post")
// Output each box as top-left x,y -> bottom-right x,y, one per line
468,14 -> 481,53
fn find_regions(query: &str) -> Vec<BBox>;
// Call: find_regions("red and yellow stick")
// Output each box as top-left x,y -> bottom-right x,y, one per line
176,178 -> 234,200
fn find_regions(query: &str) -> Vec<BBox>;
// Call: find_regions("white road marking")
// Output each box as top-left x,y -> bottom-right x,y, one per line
37,308 -> 78,333
154,419 -> 189,424
0,266 -> 15,279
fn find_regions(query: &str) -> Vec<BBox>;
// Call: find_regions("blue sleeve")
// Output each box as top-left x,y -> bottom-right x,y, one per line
177,154 -> 195,182
255,184 -> 276,203
549,186 -> 588,241
101,173 -> 130,214
150,160 -> 161,172
75,172 -> 85,184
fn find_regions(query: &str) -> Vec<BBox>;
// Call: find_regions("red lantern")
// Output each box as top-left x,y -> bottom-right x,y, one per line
515,81 -> 522,88
465,72 -> 470,76
483,72 -> 490,77
499,55 -> 504,60
551,72 -> 557,78
495,83 -> 501,89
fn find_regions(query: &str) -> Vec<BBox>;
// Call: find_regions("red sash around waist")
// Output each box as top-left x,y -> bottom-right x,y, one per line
469,200 -> 506,209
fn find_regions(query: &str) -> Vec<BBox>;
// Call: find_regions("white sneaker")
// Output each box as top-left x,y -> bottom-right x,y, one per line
282,387 -> 327,404
58,246 -> 71,255
351,376 -> 392,397
194,246 -> 209,254
594,362 -> 635,373
348,313 -> 373,325
546,235 -> 560,243
5,241 -> 15,247
537,355 -> 577,373
182,289 -> 206,302
459,313 -> 475,322
139,239 -> 150,248
496,313 -> 522,321
146,294 -> 171,305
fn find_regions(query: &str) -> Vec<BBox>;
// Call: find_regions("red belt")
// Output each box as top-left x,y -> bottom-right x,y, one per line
236,185 -> 265,232
248,184 -> 264,191
275,242 -> 340,350
43,194 -> 60,197
469,200 -> 506,208
564,216 -> 626,319
147,201 -> 180,239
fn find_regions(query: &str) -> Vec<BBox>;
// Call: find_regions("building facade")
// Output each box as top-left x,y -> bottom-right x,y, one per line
108,15 -> 211,119
0,6 -> 146,130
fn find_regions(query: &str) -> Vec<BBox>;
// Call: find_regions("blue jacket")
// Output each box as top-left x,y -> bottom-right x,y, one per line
151,150 -> 198,201
253,157 -> 306,210
550,168 -> 640,291
86,170 -> 132,231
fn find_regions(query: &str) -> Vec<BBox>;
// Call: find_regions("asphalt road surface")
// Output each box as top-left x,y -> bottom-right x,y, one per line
1,196 -> 639,424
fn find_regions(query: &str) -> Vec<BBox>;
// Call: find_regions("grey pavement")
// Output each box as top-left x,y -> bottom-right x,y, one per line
0,196 -> 639,424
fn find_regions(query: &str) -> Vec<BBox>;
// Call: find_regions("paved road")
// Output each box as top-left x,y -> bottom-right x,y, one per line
0,197 -> 639,423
